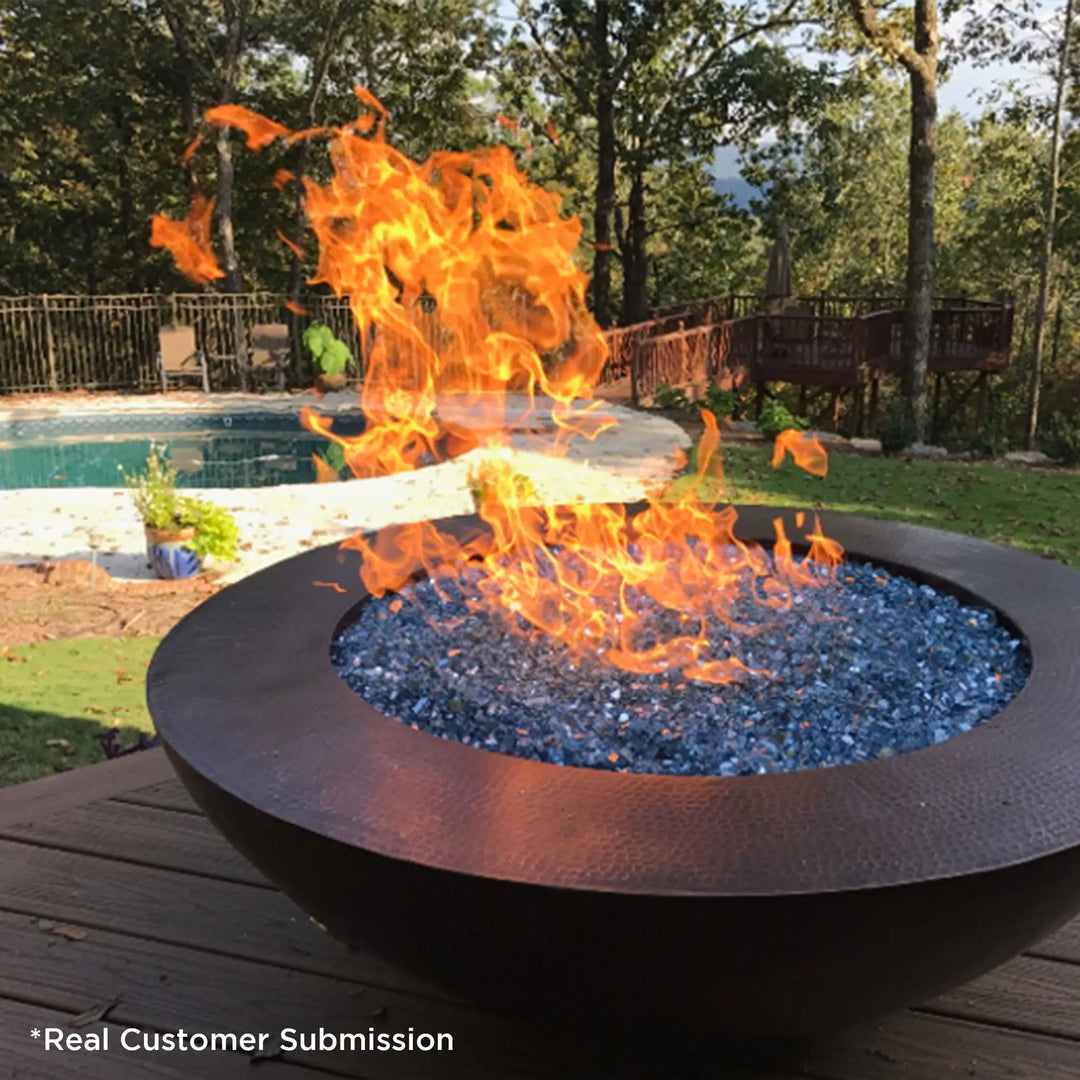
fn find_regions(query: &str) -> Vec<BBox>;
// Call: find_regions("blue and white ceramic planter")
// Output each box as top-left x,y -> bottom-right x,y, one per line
145,527 -> 203,580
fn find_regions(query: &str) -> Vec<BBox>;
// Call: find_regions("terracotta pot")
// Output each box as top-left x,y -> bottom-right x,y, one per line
315,372 -> 347,393
144,525 -> 202,580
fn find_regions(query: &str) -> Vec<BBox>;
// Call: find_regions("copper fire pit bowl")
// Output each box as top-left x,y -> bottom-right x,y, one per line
148,505 -> 1080,1039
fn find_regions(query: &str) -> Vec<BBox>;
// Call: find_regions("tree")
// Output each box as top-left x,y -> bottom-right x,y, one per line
844,0 -> 940,441
1026,0 -> 1075,446
0,0 -> 185,292
746,74 -> 972,295
511,0 -> 819,327
158,0 -> 269,296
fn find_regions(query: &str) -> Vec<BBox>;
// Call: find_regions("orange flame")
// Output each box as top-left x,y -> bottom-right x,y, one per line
181,134 -> 203,163
771,429 -> 829,477
153,91 -> 841,685
204,105 -> 290,150
149,194 -> 223,284
272,168 -> 295,191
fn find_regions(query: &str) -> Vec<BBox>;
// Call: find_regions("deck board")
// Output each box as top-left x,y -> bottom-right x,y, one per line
1,751 -> 1078,1078
2,800 -> 272,887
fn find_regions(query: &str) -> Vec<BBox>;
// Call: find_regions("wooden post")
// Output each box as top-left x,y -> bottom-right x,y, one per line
931,373 -> 943,442
869,377 -> 880,432
42,294 -> 58,392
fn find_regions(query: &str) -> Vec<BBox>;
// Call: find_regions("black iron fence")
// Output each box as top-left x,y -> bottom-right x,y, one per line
0,293 -> 363,394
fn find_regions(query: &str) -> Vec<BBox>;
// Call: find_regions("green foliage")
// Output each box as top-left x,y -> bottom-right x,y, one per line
1042,412 -> 1080,465
701,381 -> 756,421
176,497 -> 240,561
122,445 -> 181,530
302,322 -> 354,377
758,400 -> 808,440
652,383 -> 695,412
879,406 -> 919,456
317,440 -> 348,478
467,462 -> 539,509
123,445 -> 239,562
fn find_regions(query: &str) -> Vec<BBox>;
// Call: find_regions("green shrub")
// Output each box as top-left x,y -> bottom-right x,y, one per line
302,322 -> 354,376
467,462 -> 539,509
879,407 -> 918,456
1042,412 -> 1080,465
758,399 -> 808,440
652,383 -> 694,412
177,497 -> 240,560
122,443 -> 180,529
702,383 -> 737,421
123,445 -> 239,562
316,441 -> 349,479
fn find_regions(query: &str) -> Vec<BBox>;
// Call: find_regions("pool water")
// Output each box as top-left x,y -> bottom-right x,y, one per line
1,430 -> 349,488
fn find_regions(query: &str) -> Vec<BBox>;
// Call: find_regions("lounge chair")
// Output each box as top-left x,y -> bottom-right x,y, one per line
249,323 -> 290,391
157,325 -> 209,393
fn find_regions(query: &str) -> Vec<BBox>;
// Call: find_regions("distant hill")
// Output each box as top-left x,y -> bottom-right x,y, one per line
708,145 -> 762,211
711,174 -> 761,211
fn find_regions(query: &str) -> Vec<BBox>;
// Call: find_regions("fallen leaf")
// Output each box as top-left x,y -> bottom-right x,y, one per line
251,1045 -> 284,1062
69,996 -> 121,1028
50,923 -> 87,941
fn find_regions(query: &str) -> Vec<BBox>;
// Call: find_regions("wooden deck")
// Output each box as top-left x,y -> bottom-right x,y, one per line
2,750 -> 1080,1079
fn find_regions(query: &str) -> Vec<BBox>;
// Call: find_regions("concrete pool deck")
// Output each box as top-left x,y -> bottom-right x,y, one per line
0,390 -> 691,583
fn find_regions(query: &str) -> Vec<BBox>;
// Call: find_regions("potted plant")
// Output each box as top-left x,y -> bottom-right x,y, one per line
303,322 -> 355,391
123,446 -> 240,579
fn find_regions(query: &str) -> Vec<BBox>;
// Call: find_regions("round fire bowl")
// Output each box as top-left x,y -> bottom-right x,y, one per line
148,506 -> 1080,1040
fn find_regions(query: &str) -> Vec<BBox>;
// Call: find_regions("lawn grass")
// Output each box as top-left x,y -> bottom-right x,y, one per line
0,637 -> 159,787
665,443 -> 1080,568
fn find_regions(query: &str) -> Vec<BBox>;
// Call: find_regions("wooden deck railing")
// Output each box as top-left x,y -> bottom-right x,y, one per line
626,298 -> 1014,403
601,313 -> 693,384
629,317 -> 757,403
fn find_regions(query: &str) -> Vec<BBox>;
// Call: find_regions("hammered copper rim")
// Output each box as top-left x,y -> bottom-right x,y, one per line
148,506 -> 1080,897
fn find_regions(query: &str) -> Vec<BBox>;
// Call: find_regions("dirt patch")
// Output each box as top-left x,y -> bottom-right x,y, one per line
0,560 -> 225,644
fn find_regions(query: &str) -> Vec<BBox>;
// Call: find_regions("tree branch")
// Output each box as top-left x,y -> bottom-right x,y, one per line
847,0 -> 930,80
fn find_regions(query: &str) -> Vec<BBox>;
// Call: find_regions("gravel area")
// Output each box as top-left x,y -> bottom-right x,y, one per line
333,553 -> 1029,775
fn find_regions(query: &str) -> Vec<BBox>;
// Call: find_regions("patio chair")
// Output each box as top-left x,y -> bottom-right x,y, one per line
249,322 -> 290,391
158,325 -> 209,393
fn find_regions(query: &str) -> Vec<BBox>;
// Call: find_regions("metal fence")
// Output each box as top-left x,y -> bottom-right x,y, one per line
0,293 -> 365,394
0,291 -> 1016,398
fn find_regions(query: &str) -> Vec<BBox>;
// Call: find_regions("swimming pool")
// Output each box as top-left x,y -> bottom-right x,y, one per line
0,411 -> 366,489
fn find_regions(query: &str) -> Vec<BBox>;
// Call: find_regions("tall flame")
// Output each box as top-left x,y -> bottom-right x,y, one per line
155,91 -> 842,685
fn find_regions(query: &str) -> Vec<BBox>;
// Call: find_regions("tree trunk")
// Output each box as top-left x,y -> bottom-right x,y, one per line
620,167 -> 648,324
902,10 -> 937,442
1026,0 -> 1074,448
160,4 -> 202,200
287,1 -> 346,311
591,1 -> 615,329
212,2 -> 249,388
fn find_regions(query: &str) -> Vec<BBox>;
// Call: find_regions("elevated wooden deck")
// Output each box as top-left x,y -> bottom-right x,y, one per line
1,750 -> 1079,1078
621,296 -> 1015,404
